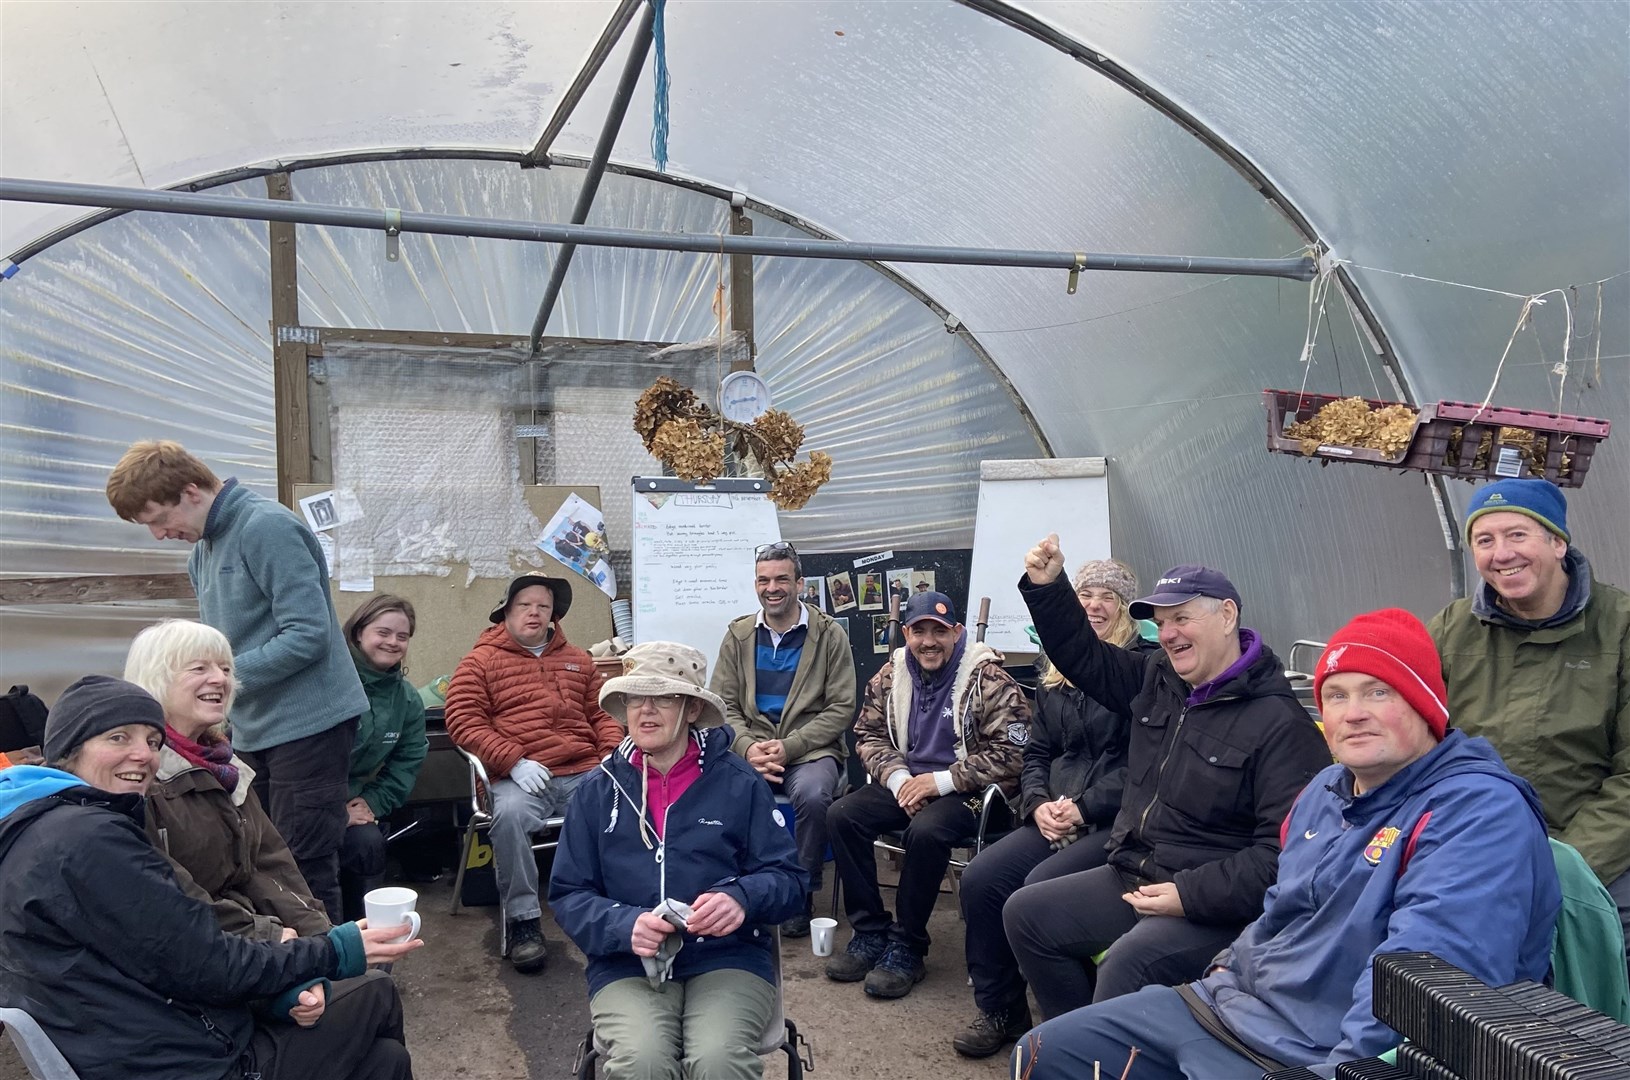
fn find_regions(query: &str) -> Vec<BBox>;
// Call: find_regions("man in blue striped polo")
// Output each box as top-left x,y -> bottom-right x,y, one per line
709,541 -> 858,936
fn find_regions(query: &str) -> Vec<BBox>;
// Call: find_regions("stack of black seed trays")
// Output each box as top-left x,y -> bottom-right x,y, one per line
1263,953 -> 1630,1079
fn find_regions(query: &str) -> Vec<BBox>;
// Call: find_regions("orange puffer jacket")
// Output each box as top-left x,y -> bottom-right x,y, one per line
445,623 -> 624,779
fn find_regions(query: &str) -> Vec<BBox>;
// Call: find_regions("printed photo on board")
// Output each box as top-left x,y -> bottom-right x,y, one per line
802,577 -> 825,609
858,572 -> 884,611
886,569 -> 913,612
872,614 -> 892,654
911,570 -> 936,594
828,572 -> 857,613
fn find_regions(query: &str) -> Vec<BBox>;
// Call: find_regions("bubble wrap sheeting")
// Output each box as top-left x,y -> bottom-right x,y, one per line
550,385 -> 660,563
324,347 -> 543,582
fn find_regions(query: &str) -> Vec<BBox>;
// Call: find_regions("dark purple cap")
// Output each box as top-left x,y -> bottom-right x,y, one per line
902,590 -> 959,627
1128,565 -> 1242,620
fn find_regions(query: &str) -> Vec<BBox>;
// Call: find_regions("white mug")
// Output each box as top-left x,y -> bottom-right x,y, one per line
363,886 -> 422,944
809,917 -> 837,958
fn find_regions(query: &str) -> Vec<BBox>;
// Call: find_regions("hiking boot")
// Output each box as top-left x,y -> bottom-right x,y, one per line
782,899 -> 813,938
952,1002 -> 1033,1058
508,918 -> 548,974
825,930 -> 887,982
863,941 -> 927,999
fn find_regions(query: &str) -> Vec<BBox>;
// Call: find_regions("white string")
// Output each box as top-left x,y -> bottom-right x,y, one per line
1339,282 -> 1384,398
1296,252 -> 1335,400
1333,260 -> 1629,300
1475,288 -> 1574,418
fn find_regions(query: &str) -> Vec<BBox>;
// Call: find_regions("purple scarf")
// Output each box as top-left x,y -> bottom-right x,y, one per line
165,725 -> 241,793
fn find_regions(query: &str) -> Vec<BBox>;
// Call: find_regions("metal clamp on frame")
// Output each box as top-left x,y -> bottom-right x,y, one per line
384,208 -> 402,262
1067,252 -> 1086,294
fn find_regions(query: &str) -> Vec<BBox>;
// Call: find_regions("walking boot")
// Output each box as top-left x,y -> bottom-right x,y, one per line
952,1001 -> 1033,1058
863,940 -> 927,999
824,930 -> 887,982
508,918 -> 548,974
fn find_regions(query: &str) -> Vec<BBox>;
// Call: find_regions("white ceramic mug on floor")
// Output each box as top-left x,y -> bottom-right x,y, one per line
809,917 -> 837,957
363,886 -> 422,943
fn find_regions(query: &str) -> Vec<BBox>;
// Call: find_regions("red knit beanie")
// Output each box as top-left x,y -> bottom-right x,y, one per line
1313,608 -> 1450,740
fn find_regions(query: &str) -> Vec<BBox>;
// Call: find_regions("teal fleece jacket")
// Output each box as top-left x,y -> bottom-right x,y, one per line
190,480 -> 367,752
348,646 -> 430,817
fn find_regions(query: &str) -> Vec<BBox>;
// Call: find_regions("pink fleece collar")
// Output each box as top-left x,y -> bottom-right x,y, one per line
630,736 -> 703,840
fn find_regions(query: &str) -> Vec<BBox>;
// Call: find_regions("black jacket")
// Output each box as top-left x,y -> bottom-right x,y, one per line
1020,575 -> 1329,926
0,775 -> 343,1080
1021,638 -> 1162,825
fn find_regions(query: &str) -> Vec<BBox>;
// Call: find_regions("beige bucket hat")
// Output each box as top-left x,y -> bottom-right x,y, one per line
598,641 -> 727,728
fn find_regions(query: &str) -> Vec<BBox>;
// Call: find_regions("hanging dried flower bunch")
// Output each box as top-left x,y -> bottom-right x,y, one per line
633,376 -> 834,509
1284,396 -> 1419,457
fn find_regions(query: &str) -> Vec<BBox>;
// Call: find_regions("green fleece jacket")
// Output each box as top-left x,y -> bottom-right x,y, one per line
1430,572 -> 1630,884
707,602 -> 857,764
190,480 -> 367,752
347,647 -> 430,818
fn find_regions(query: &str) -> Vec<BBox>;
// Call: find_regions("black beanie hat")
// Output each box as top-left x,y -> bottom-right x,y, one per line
43,675 -> 167,764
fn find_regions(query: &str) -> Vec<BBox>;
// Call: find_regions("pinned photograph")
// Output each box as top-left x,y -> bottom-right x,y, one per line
801,576 -> 826,609
298,490 -> 340,532
911,570 -> 937,596
886,569 -> 913,612
827,571 -> 857,613
833,616 -> 851,639
537,492 -> 616,598
871,614 -> 893,654
857,572 -> 884,611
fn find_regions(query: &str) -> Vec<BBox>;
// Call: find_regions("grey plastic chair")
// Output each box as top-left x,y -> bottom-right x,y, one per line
0,1008 -> 80,1080
572,927 -> 812,1078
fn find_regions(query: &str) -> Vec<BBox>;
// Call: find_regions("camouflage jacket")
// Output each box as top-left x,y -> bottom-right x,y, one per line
853,640 -> 1031,798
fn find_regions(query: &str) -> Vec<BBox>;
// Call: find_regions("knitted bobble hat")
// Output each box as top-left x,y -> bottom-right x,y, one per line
1314,608 -> 1450,740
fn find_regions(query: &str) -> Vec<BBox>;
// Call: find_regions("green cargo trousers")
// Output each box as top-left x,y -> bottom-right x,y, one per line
588,968 -> 776,1079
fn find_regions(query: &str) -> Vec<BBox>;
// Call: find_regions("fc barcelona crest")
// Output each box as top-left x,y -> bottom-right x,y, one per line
1363,826 -> 1401,866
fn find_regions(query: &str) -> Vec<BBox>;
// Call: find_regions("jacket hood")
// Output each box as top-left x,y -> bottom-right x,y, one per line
0,768 -> 144,862
0,765 -> 82,822
1337,728 -> 1547,826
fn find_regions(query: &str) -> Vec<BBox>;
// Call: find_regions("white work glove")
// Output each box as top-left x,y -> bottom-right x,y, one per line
509,758 -> 552,795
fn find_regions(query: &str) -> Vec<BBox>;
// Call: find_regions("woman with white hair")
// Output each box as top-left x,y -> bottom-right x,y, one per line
549,641 -> 807,1080
124,618 -> 329,941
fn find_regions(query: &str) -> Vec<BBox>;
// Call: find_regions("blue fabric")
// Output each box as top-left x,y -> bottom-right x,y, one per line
548,724 -> 807,999
1013,984 -> 1263,1080
0,766 -> 82,820
904,634 -> 965,774
265,976 -> 330,1021
1193,730 -> 1560,1071
325,921 -> 366,979
190,479 -> 367,752
752,623 -> 807,725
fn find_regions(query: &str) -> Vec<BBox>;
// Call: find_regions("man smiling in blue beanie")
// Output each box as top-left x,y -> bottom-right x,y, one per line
1428,476 -> 1630,978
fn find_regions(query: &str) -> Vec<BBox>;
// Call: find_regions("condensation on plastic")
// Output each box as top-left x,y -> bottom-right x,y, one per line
321,344 -> 546,583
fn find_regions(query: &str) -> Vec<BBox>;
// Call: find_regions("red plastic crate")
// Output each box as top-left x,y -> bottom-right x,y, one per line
1263,390 -> 1611,489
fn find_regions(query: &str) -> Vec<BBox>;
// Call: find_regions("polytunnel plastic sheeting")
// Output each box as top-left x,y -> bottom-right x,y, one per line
286,158 -> 1044,551
0,177 -> 277,576
0,0 -> 620,255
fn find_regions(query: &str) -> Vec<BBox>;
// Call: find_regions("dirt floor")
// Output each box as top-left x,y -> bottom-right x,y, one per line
2,862 -> 1020,1079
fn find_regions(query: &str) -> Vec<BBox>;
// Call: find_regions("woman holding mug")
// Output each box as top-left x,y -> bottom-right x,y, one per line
0,675 -> 420,1080
340,595 -> 429,920
125,618 -> 330,941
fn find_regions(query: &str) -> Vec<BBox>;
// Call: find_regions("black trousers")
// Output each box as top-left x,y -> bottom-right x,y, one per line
827,782 -> 976,956
1003,862 -> 1245,1019
960,823 -> 1113,1013
241,718 -> 357,923
243,970 -> 411,1080
339,822 -> 388,924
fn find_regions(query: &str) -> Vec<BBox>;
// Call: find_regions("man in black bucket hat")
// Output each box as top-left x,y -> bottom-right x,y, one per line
446,574 -> 623,973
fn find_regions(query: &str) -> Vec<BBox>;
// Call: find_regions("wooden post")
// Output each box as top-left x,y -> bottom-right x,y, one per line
728,199 -> 755,371
267,173 -> 310,509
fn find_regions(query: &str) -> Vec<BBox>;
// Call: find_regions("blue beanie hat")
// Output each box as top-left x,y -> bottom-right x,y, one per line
1464,478 -> 1569,544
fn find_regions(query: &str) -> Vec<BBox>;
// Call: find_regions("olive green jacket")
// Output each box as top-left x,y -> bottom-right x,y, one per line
708,602 -> 858,765
1429,576 -> 1630,884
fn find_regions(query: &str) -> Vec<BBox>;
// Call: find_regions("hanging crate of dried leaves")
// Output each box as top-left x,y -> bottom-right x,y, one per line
634,376 -> 834,509
1263,390 -> 1611,489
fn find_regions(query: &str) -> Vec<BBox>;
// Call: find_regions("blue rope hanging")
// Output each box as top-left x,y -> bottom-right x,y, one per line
649,0 -> 671,173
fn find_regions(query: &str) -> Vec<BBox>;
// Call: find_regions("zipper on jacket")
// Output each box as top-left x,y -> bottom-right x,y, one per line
1129,691 -> 1245,860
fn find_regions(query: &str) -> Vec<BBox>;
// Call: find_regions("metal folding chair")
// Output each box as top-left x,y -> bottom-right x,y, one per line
447,746 -> 567,957
571,928 -> 813,1079
0,1007 -> 80,1080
